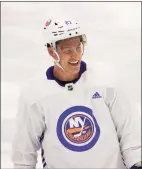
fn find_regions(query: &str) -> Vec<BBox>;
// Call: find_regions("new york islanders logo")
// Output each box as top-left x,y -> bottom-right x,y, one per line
57,106 -> 100,152
64,114 -> 94,144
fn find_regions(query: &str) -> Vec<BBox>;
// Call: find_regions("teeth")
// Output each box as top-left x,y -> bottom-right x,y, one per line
69,61 -> 78,64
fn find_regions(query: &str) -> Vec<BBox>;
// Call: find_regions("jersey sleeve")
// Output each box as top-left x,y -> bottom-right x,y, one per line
11,91 -> 46,169
106,88 -> 141,169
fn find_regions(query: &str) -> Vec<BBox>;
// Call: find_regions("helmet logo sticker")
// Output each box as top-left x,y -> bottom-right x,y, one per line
44,19 -> 52,28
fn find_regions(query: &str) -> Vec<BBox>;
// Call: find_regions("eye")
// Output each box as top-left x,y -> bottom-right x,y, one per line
76,45 -> 82,52
77,45 -> 81,49
63,48 -> 72,54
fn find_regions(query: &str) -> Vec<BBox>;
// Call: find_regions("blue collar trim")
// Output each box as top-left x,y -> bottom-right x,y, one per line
46,61 -> 87,87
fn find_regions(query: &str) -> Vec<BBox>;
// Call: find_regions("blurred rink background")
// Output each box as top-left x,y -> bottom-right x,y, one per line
1,2 -> 141,168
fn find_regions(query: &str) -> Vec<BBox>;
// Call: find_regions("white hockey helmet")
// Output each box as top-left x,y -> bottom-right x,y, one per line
43,19 -> 87,49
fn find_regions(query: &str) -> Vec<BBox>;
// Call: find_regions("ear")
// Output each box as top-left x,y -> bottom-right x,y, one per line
47,47 -> 58,60
47,47 -> 54,57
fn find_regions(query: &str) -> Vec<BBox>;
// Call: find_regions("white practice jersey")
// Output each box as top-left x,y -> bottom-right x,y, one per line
12,61 -> 141,169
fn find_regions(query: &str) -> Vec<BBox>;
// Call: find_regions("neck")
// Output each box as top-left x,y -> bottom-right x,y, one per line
53,65 -> 79,82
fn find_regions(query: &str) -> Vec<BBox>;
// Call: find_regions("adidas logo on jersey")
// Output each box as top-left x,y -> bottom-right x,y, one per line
92,92 -> 102,99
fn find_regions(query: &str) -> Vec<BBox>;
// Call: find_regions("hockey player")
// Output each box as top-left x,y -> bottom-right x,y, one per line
12,19 -> 141,169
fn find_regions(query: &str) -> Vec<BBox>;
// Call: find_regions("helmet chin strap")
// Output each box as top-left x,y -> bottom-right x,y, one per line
53,50 -> 65,71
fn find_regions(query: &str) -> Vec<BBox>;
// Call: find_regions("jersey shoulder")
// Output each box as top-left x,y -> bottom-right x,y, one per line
84,63 -> 118,104
19,72 -> 59,106
85,62 -> 118,87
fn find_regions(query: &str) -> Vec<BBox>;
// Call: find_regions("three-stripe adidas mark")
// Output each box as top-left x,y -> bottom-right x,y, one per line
92,92 -> 102,99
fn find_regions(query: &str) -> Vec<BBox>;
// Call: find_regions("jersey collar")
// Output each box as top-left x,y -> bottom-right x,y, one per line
46,61 -> 87,87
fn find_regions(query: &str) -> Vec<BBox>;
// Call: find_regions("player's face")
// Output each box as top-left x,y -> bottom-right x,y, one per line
56,37 -> 84,74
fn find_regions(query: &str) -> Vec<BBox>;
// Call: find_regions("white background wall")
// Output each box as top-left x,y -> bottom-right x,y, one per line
1,2 -> 141,168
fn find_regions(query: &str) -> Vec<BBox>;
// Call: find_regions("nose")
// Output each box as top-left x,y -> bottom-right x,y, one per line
71,51 -> 80,59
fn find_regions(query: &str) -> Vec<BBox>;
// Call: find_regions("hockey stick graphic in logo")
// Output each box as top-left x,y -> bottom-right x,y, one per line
74,117 -> 86,138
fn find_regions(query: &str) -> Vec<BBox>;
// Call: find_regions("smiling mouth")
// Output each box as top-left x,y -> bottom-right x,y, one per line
68,61 -> 79,66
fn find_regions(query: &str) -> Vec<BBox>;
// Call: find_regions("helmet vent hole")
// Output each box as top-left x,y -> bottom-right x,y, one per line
55,22 -> 58,25
44,27 -> 46,29
69,33 -> 71,36
47,43 -> 51,48
76,32 -> 78,34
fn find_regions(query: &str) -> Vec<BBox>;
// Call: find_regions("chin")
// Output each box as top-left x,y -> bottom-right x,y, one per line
65,63 -> 81,74
69,67 -> 80,75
